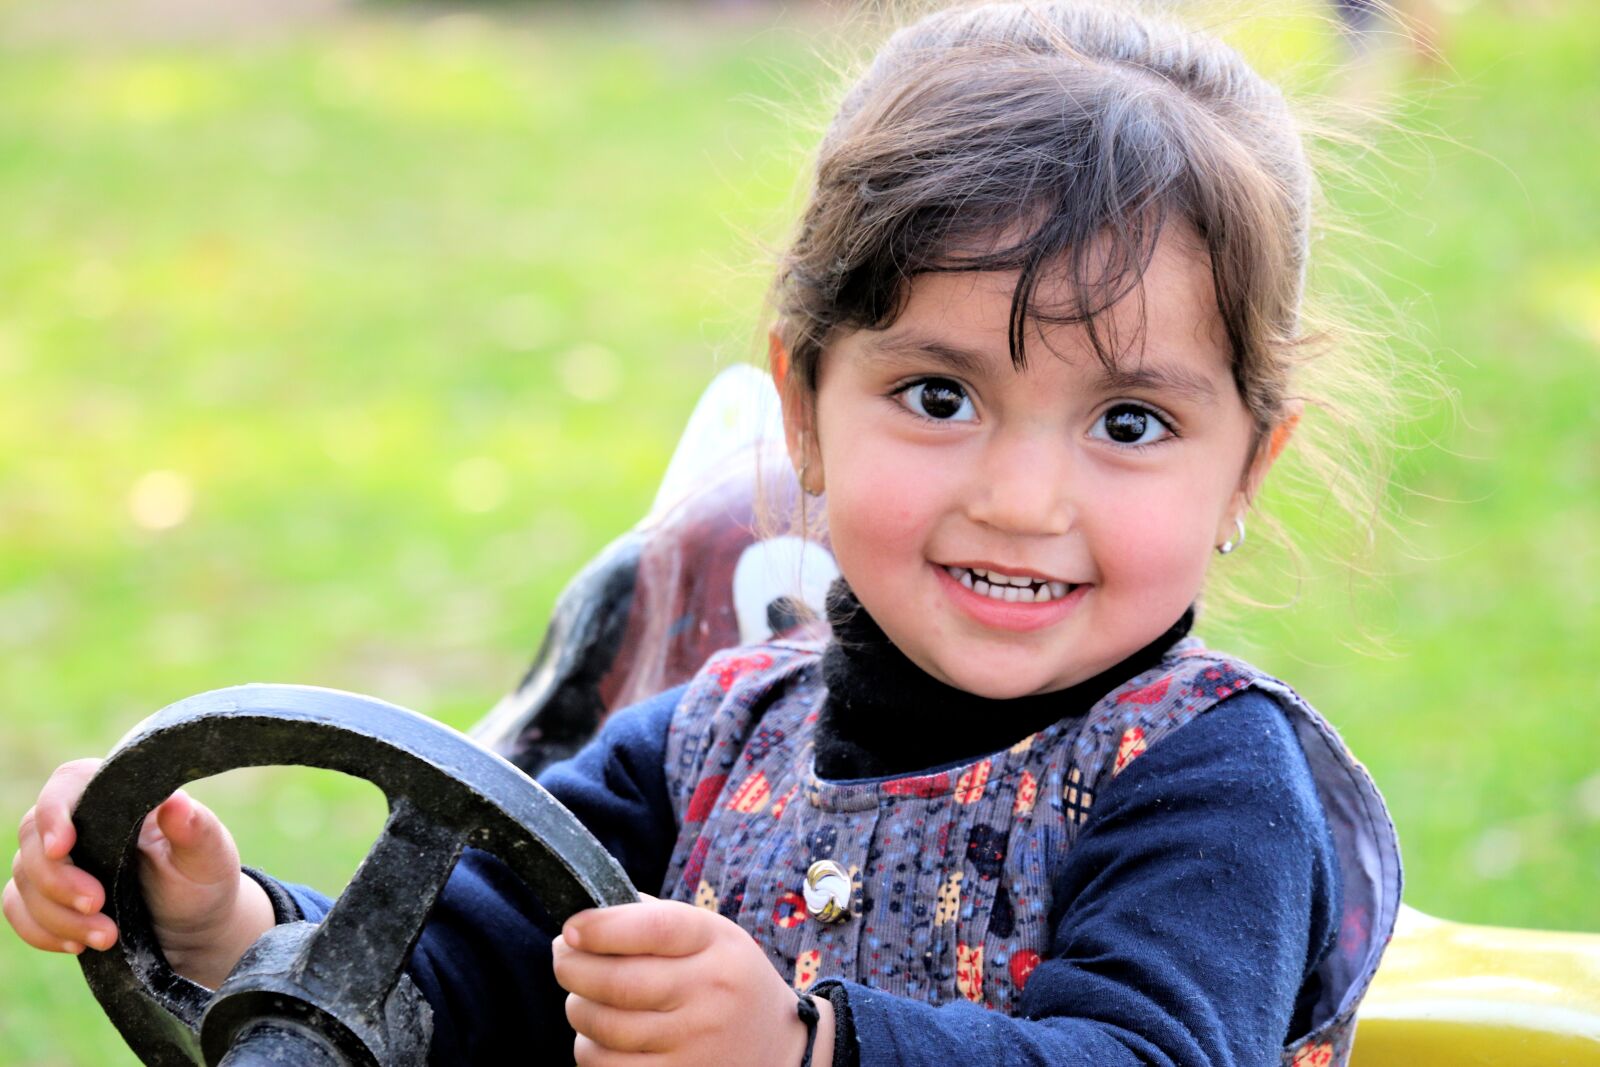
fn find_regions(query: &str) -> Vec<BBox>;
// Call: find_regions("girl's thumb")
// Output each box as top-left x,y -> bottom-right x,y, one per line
152,791 -> 236,882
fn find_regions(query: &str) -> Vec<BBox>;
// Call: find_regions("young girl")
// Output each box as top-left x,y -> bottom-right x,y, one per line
6,3 -> 1401,1066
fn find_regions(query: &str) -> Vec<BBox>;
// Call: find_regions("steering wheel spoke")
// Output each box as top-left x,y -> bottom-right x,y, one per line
295,798 -> 471,1021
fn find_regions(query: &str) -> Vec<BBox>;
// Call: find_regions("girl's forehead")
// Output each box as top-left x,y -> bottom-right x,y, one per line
923,232 -> 1213,324
851,236 -> 1230,381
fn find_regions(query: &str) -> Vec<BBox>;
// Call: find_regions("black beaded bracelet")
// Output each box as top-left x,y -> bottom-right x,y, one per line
795,990 -> 820,1067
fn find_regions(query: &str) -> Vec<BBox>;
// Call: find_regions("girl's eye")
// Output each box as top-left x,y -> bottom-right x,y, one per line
898,378 -> 975,422
1092,403 -> 1173,447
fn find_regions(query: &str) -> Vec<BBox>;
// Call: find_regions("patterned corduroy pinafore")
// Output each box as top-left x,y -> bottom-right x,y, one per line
659,637 -> 1401,1067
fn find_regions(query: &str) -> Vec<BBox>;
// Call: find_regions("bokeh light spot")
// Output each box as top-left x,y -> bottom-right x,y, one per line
1469,826 -> 1524,880
558,343 -> 621,402
1578,772 -> 1600,824
128,469 -> 194,530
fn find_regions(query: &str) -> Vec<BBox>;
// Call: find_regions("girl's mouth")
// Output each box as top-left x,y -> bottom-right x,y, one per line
941,565 -> 1078,603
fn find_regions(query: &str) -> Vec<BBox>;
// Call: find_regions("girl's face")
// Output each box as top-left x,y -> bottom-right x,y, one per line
785,234 -> 1278,699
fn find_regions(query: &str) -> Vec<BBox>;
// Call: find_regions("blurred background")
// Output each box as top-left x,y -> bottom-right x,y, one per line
0,0 -> 1594,1062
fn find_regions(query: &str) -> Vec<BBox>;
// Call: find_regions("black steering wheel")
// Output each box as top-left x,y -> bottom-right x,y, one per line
70,684 -> 638,1066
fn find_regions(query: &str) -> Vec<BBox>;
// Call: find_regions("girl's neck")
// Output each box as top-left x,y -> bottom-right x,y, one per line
816,581 -> 1194,781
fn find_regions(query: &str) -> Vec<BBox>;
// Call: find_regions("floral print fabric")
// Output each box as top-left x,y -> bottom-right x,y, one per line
659,638 -> 1399,1065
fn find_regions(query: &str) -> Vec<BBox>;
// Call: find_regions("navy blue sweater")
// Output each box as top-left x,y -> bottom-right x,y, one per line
273,679 -> 1339,1067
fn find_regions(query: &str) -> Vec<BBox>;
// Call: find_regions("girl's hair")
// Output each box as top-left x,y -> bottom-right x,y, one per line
768,0 -> 1404,611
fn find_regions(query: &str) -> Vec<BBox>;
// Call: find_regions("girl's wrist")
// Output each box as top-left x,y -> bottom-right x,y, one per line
794,990 -> 833,1067
809,994 -> 835,1067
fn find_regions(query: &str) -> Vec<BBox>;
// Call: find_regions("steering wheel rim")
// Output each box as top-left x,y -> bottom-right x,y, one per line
71,684 -> 638,1066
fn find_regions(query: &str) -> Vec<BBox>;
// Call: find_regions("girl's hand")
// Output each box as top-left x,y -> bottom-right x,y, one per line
3,758 -> 274,988
553,896 -> 833,1067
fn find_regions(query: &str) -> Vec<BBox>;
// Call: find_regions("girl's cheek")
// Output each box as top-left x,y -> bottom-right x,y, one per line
825,448 -> 931,543
1091,487 -> 1216,589
826,483 -> 923,572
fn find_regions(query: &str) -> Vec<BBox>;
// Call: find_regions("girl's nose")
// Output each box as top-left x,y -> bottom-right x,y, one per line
965,431 -> 1076,536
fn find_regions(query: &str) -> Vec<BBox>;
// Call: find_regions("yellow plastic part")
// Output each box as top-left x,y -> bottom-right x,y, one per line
1353,905 -> 1600,1066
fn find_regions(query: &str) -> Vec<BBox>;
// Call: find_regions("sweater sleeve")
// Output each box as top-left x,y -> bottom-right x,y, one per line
273,684 -> 685,1065
816,688 -> 1341,1067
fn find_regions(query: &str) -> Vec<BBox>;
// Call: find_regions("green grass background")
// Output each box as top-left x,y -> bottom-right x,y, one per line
1,2 -> 1595,1063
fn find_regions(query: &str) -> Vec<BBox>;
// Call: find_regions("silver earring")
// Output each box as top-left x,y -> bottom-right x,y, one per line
797,433 -> 822,496
1216,517 -> 1246,556
799,461 -> 822,497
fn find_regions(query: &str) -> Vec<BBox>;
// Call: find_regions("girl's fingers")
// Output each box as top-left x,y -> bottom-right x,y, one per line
562,900 -> 716,958
14,819 -> 105,915
32,759 -> 101,859
138,791 -> 186,849
4,876 -> 85,954
5,864 -> 116,949
146,793 -> 237,887
565,995 -> 677,1055
572,1033 -> 670,1067
5,759 -> 112,955
551,942 -> 683,1011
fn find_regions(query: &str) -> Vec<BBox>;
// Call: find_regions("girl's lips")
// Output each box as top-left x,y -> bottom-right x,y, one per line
933,563 -> 1088,633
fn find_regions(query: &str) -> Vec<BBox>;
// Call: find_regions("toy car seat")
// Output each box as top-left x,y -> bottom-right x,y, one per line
473,365 -> 836,776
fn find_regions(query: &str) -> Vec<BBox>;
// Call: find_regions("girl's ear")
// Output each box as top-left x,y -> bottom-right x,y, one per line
1264,404 -> 1301,466
1221,402 -> 1301,542
771,329 -> 822,494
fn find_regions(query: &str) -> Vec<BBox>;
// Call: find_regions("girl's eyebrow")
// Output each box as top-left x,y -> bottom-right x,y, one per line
860,334 -> 991,379
1094,364 -> 1220,404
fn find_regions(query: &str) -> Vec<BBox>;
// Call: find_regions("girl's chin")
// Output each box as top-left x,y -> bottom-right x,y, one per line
926,638 -> 1132,699
932,661 -> 1070,701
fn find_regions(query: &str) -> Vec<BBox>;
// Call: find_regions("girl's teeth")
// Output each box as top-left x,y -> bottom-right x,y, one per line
947,565 -> 1075,604
979,568 -> 1028,587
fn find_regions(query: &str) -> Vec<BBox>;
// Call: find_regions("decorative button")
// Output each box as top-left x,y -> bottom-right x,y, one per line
802,859 -> 852,923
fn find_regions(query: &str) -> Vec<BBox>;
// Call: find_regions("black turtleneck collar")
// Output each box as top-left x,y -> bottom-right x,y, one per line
815,580 -> 1194,780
